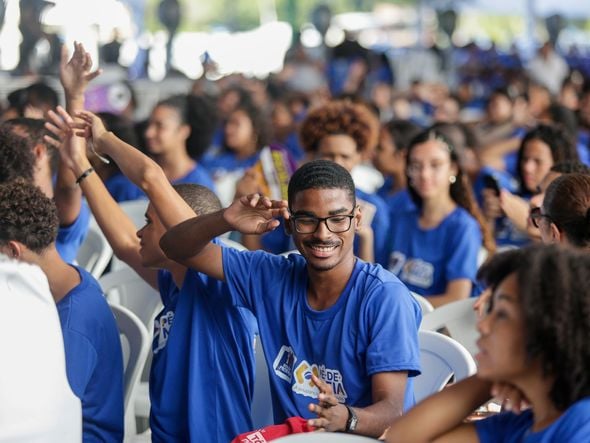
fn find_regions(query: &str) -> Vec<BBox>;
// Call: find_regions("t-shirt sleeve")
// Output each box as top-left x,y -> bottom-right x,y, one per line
445,215 -> 482,282
221,247 -> 264,310
62,329 -> 98,398
56,201 -> 91,263
371,200 -> 391,267
364,282 -> 421,377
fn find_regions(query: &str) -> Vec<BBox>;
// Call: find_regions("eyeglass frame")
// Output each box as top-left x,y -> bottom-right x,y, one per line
289,207 -> 358,234
529,206 -> 553,229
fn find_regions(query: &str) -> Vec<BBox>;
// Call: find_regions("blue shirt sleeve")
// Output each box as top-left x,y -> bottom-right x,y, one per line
61,329 -> 98,398
363,282 -> 421,377
56,201 -> 91,263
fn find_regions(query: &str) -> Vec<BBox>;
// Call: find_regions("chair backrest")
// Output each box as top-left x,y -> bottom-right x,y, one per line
414,330 -> 477,403
411,291 -> 434,315
99,267 -> 162,330
419,298 -> 479,356
109,303 -> 150,435
251,335 -> 274,429
110,200 -> 149,271
279,249 -> 300,258
273,433 -> 376,442
75,220 -> 113,279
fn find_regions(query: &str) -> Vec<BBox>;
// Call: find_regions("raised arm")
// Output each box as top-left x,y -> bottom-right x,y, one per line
76,110 -> 196,230
54,42 -> 101,226
45,107 -> 158,288
385,375 -> 491,443
160,193 -> 288,280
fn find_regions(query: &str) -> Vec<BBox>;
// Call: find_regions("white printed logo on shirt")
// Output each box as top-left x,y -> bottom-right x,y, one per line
401,258 -> 434,289
292,360 -> 348,402
273,345 -> 297,382
153,311 -> 174,354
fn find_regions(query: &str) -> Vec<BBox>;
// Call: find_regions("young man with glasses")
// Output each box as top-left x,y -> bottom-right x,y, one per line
161,159 -> 421,439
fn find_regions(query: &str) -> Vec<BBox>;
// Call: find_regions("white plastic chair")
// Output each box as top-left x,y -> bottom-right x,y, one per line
99,267 -> 162,329
75,220 -> 113,279
110,200 -> 149,271
414,330 -> 477,403
410,291 -> 434,315
419,298 -> 479,356
279,249 -> 300,258
251,335 -> 274,429
110,303 -> 150,441
273,433 -> 377,442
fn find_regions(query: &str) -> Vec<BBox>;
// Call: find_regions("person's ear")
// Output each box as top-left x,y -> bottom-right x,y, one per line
354,205 -> 363,230
549,222 -> 562,244
179,123 -> 191,141
6,240 -> 23,259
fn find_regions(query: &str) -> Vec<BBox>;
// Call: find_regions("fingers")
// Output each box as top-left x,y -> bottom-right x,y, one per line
311,373 -> 332,394
43,134 -> 61,149
491,382 -> 529,413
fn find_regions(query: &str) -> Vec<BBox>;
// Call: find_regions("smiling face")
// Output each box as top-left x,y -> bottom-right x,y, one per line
136,204 -> 167,268
476,273 -> 533,382
520,139 -> 554,193
407,139 -> 457,201
289,187 -> 359,273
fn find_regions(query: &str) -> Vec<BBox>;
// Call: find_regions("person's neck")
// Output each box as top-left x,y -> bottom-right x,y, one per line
419,195 -> 456,229
390,171 -> 407,194
233,142 -> 258,160
33,247 -> 80,304
154,150 -> 195,182
306,254 -> 356,311
35,169 -> 54,199
515,375 -> 563,433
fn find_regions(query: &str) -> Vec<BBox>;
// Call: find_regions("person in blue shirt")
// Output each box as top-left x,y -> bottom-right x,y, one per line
386,244 -> 590,443
387,128 -> 494,307
299,100 -> 391,265
0,180 -> 124,442
373,119 -> 421,217
161,159 -> 422,439
144,94 -> 216,191
482,124 -> 579,248
201,99 -> 270,206
46,107 -> 257,443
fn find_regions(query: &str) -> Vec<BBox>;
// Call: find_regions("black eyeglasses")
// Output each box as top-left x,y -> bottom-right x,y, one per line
290,209 -> 356,234
529,206 -> 553,229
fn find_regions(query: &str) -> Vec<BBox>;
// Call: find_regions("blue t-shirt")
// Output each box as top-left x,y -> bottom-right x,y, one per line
356,189 -> 391,267
475,397 -> 590,442
105,172 -> 146,203
172,162 -> 216,192
56,265 -> 124,442
384,189 -> 416,219
57,201 -> 91,263
150,262 -> 258,442
222,249 -> 422,423
387,207 -> 482,296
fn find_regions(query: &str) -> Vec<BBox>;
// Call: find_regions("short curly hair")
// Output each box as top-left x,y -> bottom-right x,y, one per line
0,125 -> 36,183
299,100 -> 378,155
0,180 -> 58,253
478,244 -> 590,410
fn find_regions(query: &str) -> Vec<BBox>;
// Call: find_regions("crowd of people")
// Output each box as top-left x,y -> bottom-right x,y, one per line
1,34 -> 590,442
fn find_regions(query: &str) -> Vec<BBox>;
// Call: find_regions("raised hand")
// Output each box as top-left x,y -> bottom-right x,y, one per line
223,193 -> 288,235
307,374 -> 348,432
44,106 -> 88,172
60,41 -> 101,99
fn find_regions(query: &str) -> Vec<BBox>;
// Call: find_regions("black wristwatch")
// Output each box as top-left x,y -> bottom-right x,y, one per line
345,404 -> 358,433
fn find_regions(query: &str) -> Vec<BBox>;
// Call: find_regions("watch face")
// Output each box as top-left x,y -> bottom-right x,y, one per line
346,406 -> 358,432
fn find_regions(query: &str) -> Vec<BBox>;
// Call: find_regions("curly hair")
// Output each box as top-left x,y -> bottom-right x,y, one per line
299,100 -> 379,155
477,244 -> 590,410
0,126 -> 36,183
516,124 -> 579,192
0,179 -> 58,253
543,173 -> 590,248
406,128 -> 496,254
4,118 -> 59,174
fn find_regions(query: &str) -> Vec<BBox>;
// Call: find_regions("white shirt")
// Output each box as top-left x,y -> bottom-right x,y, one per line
0,256 -> 82,443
